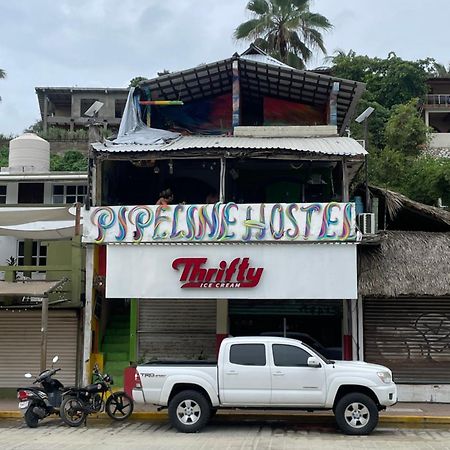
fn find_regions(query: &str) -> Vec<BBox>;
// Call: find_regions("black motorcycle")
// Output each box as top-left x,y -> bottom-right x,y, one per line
17,356 -> 66,428
60,364 -> 133,426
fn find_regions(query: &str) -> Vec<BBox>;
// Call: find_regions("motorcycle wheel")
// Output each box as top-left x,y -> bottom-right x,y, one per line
60,397 -> 87,427
105,392 -> 134,421
24,407 -> 39,428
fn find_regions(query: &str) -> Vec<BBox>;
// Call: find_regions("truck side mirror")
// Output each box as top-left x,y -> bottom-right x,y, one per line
307,357 -> 321,368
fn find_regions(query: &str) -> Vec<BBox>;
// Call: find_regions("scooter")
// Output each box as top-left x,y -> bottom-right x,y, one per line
17,356 -> 66,428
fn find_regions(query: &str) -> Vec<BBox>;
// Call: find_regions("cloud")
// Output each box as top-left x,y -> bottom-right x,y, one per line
1,0 -> 450,134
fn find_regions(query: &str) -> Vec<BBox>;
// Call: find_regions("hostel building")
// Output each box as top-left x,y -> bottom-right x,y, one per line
82,46 -> 367,385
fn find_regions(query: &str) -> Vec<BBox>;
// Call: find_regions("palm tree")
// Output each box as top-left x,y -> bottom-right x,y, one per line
234,0 -> 332,69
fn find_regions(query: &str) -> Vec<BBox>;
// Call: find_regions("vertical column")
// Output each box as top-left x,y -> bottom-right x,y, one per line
40,297 -> 49,371
342,157 -> 349,202
357,296 -> 364,361
342,298 -> 352,360
129,298 -> 138,363
219,157 -> 226,202
43,95 -> 49,133
424,110 -> 430,127
328,82 -> 340,126
351,298 -> 359,360
232,60 -> 240,130
82,245 -> 95,385
216,299 -> 229,355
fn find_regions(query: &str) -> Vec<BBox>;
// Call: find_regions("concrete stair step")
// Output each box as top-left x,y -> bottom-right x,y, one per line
103,335 -> 129,344
102,343 -> 129,353
106,352 -> 129,362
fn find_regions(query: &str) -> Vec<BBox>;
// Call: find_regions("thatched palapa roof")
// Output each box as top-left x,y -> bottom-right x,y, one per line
359,230 -> 450,298
369,186 -> 450,229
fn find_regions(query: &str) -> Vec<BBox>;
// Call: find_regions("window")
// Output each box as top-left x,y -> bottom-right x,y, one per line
17,241 -> 47,267
229,344 -> 266,366
272,344 -> 312,367
18,183 -> 44,203
0,185 -> 6,204
52,184 -> 87,204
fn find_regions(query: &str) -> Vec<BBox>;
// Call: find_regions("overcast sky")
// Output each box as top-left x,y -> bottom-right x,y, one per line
1,0 -> 449,135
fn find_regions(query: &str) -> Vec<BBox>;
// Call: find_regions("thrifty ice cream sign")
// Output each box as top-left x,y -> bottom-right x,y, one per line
84,202 -> 356,244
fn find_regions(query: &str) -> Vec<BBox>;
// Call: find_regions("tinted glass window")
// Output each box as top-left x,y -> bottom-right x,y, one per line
273,344 -> 312,367
230,344 -> 266,366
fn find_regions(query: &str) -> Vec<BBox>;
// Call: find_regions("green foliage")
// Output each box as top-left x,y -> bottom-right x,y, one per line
234,0 -> 332,69
25,121 -> 89,141
0,68 -> 5,102
349,99 -> 390,150
331,51 -> 432,109
369,150 -> 450,206
50,151 -> 87,172
0,145 -> 8,167
385,99 -> 430,156
129,76 -> 148,87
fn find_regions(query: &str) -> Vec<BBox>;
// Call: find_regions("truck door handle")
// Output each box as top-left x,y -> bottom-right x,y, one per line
226,371 -> 238,375
273,372 -> 285,376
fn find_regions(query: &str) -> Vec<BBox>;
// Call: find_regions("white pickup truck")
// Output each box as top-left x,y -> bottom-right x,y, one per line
133,336 -> 397,435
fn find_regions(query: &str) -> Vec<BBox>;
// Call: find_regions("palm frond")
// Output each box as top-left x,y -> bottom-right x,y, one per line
0,69 -> 6,79
288,31 -> 312,62
286,51 -> 306,69
304,28 -> 327,53
247,0 -> 269,15
234,18 -> 271,40
301,12 -> 333,30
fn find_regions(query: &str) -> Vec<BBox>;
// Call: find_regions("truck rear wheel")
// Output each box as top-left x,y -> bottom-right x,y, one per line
168,390 -> 211,433
335,393 -> 378,435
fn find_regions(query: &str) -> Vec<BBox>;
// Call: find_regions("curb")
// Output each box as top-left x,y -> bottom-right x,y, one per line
3,410 -> 450,425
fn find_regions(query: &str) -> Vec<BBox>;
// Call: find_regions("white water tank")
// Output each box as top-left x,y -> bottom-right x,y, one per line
8,133 -> 50,173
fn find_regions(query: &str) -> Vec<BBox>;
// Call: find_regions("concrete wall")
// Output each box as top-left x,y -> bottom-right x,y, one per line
398,384 -> 450,403
430,133 -> 450,148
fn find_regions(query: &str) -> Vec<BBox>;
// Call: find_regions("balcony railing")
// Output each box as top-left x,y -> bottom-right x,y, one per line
425,94 -> 450,107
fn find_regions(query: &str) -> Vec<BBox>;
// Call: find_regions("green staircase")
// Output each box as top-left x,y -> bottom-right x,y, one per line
102,314 -> 130,388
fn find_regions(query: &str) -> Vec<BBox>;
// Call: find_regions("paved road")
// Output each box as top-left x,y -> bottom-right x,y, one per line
2,417 -> 450,449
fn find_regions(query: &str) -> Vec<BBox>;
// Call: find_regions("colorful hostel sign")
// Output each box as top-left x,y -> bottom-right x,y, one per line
83,202 -> 357,244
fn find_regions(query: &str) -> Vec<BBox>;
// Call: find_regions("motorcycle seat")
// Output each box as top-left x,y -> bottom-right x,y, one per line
86,383 -> 103,393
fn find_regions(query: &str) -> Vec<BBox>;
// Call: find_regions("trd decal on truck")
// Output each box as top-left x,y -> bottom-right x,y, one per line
172,257 -> 264,289
141,373 -> 166,378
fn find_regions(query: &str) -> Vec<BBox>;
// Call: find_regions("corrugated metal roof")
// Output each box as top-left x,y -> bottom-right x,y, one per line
92,136 -> 366,157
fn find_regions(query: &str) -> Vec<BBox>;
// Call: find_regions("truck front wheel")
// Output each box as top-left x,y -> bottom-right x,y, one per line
335,393 -> 379,435
168,390 -> 211,433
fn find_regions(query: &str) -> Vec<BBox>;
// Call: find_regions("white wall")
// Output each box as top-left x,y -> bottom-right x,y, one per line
398,384 -> 450,403
0,236 -> 18,280
430,133 -> 450,148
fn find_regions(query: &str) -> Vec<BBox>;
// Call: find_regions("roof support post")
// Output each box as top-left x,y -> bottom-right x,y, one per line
43,95 -> 49,134
220,157 -> 226,202
328,82 -> 340,126
342,157 -> 349,202
82,245 -> 95,385
40,296 -> 48,372
232,60 -> 241,130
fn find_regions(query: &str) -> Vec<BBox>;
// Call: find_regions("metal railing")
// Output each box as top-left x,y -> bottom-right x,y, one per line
425,94 -> 450,107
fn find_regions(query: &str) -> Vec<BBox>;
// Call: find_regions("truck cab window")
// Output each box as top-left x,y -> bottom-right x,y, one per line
272,344 -> 311,367
229,344 -> 266,366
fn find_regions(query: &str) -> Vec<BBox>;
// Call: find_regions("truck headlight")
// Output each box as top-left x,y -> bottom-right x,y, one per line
377,371 -> 392,384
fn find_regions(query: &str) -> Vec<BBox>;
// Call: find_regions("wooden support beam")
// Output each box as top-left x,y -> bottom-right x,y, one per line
232,60 -> 240,129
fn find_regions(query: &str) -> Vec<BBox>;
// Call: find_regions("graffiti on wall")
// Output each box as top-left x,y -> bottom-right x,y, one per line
84,202 -> 356,244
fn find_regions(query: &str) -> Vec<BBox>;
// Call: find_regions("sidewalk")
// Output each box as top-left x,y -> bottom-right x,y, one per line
2,399 -> 450,425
